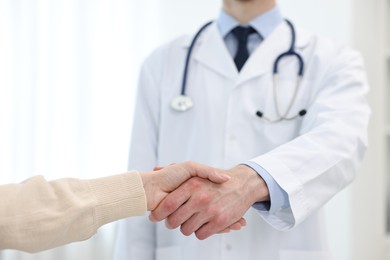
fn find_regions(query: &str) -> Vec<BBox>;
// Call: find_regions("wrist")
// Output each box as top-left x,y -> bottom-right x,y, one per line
139,172 -> 157,210
229,164 -> 270,205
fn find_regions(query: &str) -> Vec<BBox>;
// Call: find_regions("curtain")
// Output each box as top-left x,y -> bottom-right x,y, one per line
0,0 -> 218,259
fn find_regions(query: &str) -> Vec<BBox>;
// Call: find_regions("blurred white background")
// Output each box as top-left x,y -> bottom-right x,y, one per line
0,0 -> 386,259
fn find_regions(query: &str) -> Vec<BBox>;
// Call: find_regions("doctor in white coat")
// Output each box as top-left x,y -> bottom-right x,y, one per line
114,0 -> 370,259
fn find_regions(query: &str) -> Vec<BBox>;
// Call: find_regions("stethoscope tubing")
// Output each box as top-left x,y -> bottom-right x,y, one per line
175,19 -> 306,122
181,21 -> 213,96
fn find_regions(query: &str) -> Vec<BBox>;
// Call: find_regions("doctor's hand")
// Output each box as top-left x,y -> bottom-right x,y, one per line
149,164 -> 270,240
140,161 -> 231,211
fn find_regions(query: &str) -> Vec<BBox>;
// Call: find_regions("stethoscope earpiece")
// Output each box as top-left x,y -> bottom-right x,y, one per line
256,108 -> 306,122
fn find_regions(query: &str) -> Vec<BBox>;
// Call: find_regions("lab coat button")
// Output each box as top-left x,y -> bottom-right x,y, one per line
225,244 -> 232,251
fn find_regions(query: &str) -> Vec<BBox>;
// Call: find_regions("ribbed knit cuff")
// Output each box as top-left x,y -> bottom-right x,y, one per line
87,171 -> 147,228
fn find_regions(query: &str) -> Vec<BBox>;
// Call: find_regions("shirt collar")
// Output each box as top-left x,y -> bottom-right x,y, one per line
216,5 -> 284,39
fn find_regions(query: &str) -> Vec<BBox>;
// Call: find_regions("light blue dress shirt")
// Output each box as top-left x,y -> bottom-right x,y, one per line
216,6 -> 290,213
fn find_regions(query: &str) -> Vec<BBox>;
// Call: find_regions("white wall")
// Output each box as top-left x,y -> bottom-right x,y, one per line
278,0 -> 353,44
349,1 -> 386,260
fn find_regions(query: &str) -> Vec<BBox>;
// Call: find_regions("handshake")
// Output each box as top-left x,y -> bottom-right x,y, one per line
139,161 -> 270,240
0,161 -> 269,253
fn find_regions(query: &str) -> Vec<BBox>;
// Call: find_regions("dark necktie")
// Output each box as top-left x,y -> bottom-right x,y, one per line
231,26 -> 256,71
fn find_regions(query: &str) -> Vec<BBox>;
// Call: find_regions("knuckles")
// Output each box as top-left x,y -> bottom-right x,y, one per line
213,215 -> 229,228
193,193 -> 212,206
162,198 -> 180,214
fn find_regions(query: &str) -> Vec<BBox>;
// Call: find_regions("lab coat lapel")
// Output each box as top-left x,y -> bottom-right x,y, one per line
190,23 -> 238,80
237,22 -> 311,86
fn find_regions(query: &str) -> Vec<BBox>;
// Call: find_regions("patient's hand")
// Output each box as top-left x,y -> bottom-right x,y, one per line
140,161 -> 231,211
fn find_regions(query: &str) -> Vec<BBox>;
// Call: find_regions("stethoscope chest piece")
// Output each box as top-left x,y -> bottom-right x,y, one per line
171,95 -> 194,112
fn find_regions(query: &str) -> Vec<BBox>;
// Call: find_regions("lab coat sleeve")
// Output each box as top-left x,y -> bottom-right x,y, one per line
244,161 -> 290,212
250,47 -> 370,231
114,52 -> 162,260
0,172 -> 146,253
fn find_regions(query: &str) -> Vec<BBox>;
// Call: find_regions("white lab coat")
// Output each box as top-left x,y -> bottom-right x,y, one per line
114,22 -> 370,260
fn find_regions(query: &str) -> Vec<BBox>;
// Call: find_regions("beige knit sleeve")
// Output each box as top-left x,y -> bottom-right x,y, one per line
87,171 -> 147,228
0,171 -> 147,253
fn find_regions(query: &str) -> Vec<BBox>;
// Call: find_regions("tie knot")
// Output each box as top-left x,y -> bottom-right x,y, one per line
231,26 -> 256,43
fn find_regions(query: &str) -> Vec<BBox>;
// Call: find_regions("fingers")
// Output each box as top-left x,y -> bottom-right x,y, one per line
237,217 -> 247,227
152,162 -> 230,196
216,218 -> 247,234
165,202 -> 205,231
227,218 -> 247,230
147,162 -> 230,217
178,208 -> 213,236
186,162 -> 230,184
190,216 -> 247,239
193,214 -> 232,240
149,180 -> 193,222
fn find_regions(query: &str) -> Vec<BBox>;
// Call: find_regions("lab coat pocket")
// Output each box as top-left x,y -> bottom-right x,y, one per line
261,91 -> 307,146
156,246 -> 181,260
279,250 -> 332,260
263,119 -> 302,146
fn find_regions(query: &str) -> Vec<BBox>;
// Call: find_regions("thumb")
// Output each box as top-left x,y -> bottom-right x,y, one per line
153,166 -> 164,171
154,163 -> 176,171
188,163 -> 230,184
204,170 -> 231,183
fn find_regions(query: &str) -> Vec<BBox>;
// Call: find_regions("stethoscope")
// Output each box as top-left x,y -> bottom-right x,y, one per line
171,19 -> 307,123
